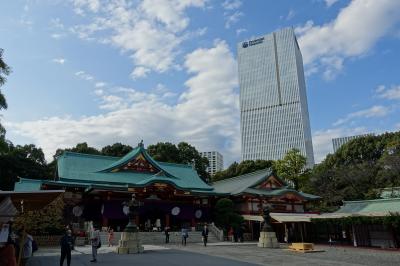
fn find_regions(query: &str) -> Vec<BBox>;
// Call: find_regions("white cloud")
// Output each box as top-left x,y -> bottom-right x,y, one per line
333,105 -> 390,126
312,127 -> 368,163
7,41 -> 240,164
324,0 -> 339,8
296,0 -> 400,79
51,33 -> 66,39
52,58 -> 66,65
72,0 -> 100,14
236,28 -> 246,36
376,84 -> 400,100
225,11 -> 243,29
75,70 -> 94,81
222,0 -> 242,10
285,9 -> 295,21
69,0 -> 207,79
95,82 -> 106,88
130,66 -> 151,80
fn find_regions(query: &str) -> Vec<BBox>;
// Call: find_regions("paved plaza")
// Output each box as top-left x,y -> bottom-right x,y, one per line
26,243 -> 400,266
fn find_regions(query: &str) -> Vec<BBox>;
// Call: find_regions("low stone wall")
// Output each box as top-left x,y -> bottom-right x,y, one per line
33,235 -> 63,247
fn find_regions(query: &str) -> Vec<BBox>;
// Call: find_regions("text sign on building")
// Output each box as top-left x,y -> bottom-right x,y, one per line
242,37 -> 265,48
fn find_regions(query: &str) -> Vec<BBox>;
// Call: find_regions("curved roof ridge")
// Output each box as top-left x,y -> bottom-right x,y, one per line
343,197 -> 400,203
62,151 -> 120,160
212,168 -> 272,184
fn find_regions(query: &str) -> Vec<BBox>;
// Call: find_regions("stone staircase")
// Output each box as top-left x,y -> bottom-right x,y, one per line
100,230 -> 219,245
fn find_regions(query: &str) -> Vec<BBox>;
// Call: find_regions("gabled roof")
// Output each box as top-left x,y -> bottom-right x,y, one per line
212,169 -> 274,194
336,198 -> 400,215
211,168 -> 319,200
55,143 -> 213,192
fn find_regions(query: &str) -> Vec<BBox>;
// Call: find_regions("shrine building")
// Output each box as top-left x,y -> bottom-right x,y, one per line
14,142 -> 320,237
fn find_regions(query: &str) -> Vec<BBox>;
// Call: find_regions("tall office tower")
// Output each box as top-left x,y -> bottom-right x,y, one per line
199,151 -> 224,176
238,27 -> 314,168
332,134 -> 372,152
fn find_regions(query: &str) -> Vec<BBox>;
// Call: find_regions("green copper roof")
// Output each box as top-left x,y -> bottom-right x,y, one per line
243,188 -> 320,200
212,169 -> 274,194
212,168 -> 319,200
336,198 -> 400,214
55,145 -> 213,192
14,178 -> 43,191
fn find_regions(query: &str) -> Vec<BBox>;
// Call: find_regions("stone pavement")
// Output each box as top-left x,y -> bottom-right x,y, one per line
170,243 -> 400,266
27,243 -> 400,266
27,246 -> 257,266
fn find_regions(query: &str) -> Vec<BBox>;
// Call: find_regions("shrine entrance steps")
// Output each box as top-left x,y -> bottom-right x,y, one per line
100,231 -> 219,246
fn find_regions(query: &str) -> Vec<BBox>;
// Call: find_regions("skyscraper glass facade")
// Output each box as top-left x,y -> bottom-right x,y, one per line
238,28 -> 314,168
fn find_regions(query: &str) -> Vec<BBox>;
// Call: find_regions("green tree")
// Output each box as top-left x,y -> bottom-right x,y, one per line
0,48 -> 11,137
147,141 -> 210,181
274,149 -> 307,190
101,142 -> 133,157
214,198 -> 244,232
147,142 -> 180,162
0,143 -> 48,190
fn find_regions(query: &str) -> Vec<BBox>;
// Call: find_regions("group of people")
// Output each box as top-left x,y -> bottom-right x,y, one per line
60,224 -> 102,266
0,223 -> 35,266
164,225 -> 209,247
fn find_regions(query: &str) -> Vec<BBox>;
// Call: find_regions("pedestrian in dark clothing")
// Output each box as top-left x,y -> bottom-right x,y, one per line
181,227 -> 188,246
201,225 -> 209,247
164,227 -> 170,244
60,230 -> 74,266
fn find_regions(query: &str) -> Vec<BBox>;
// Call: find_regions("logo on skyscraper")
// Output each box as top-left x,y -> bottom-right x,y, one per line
242,42 -> 249,48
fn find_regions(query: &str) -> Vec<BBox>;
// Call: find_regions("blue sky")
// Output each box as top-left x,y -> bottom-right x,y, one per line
1,0 -> 400,165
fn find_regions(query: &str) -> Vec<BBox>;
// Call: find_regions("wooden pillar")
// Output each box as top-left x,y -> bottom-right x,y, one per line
102,216 -> 108,227
165,214 -> 170,227
191,218 -> 196,227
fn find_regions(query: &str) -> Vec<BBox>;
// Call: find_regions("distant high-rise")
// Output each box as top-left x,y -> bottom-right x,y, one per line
238,27 -> 314,168
332,134 -> 372,152
199,151 -> 223,176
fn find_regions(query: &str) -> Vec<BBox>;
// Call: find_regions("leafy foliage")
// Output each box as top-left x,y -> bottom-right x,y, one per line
213,160 -> 274,182
147,141 -> 210,181
101,142 -> 133,157
14,195 -> 65,235
308,131 -> 400,210
274,148 -> 308,190
0,143 -> 48,190
214,198 -> 244,232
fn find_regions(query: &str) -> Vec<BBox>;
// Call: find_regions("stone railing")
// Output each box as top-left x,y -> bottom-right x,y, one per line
33,235 -> 63,247
208,222 -> 224,241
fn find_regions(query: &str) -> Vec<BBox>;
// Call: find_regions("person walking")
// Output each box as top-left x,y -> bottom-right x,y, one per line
60,229 -> 74,266
181,227 -> 188,246
90,227 -> 100,263
107,228 -> 114,247
201,225 -> 209,247
21,231 -> 33,266
164,227 -> 170,244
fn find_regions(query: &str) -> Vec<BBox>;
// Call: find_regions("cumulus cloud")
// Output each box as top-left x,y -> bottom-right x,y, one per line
95,82 -> 106,88
222,0 -> 242,10
296,0 -> 400,79
333,105 -> 390,126
7,41 -> 240,164
224,11 -> 243,29
324,0 -> 339,8
75,70 -> 94,81
52,58 -> 66,64
376,84 -> 400,100
68,0 -> 207,79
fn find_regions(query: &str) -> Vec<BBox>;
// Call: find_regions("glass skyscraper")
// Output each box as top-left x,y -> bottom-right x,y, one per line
238,27 -> 314,168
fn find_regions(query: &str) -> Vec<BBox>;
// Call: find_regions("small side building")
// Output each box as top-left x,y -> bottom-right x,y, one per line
212,169 -> 320,241
312,198 -> 400,249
